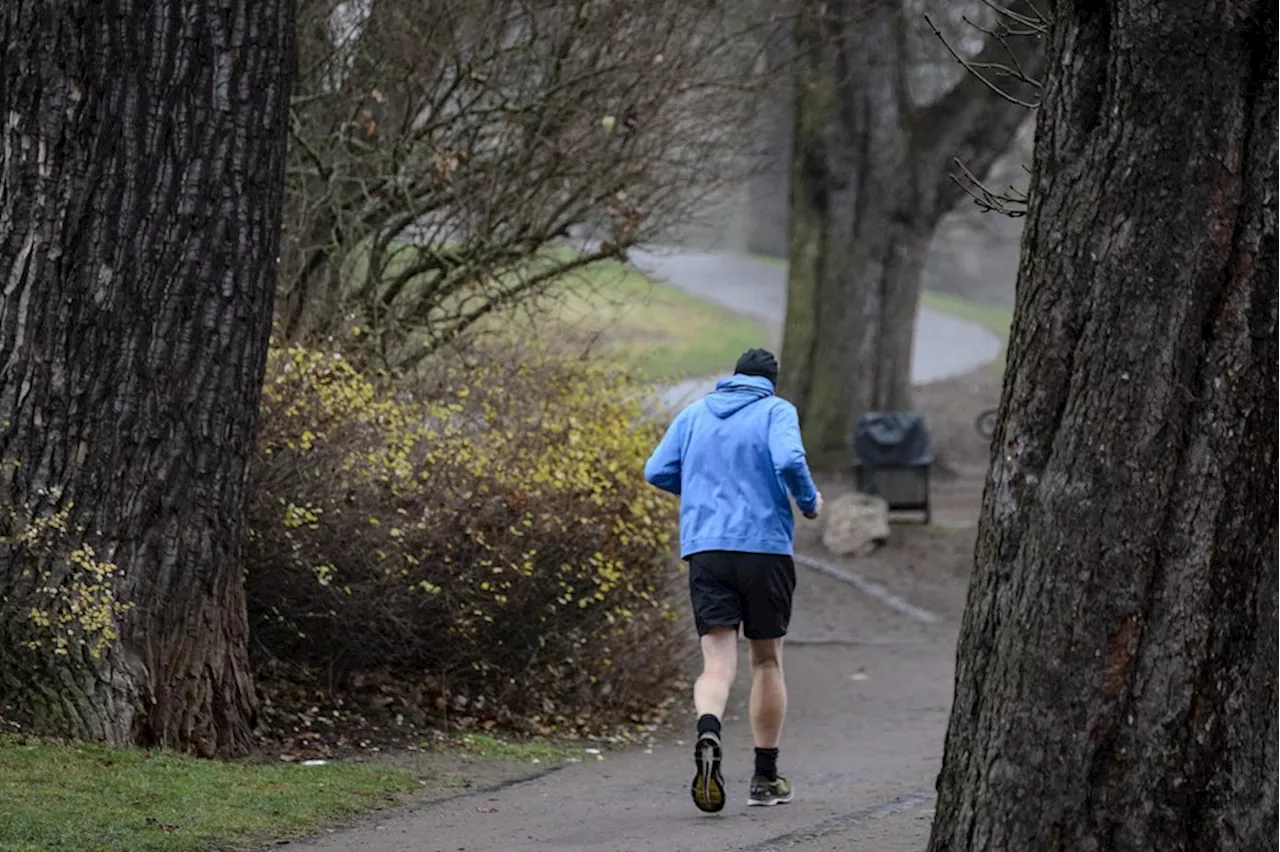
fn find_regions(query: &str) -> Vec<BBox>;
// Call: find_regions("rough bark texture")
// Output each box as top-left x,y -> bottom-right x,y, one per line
779,0 -> 1043,467
928,2 -> 1278,849
0,0 -> 295,756
780,0 -> 914,467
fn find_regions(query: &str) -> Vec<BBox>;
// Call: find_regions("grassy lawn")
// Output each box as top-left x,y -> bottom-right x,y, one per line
520,257 -> 766,381
348,244 -> 767,382
548,259 -> 1014,381
446,732 -> 583,763
0,735 -> 417,852
352,244 -> 1015,383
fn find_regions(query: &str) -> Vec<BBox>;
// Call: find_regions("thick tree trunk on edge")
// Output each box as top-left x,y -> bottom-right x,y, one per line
0,1 -> 295,756
928,2 -> 1278,849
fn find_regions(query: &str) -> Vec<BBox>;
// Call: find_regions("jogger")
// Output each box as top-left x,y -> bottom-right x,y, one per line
644,348 -> 821,813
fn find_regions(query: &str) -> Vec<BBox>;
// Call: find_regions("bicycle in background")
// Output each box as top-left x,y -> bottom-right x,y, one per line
975,407 -> 998,439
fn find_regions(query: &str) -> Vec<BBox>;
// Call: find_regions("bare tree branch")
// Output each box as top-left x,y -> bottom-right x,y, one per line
912,0 -> 1048,220
396,245 -> 627,369
976,0 -> 1049,32
921,13 -> 1038,109
948,157 -> 1030,217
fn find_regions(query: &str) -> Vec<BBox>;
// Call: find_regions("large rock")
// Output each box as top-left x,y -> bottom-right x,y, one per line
821,492 -> 891,557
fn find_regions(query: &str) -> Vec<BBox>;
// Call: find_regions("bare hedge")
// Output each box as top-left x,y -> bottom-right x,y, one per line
245,346 -> 685,731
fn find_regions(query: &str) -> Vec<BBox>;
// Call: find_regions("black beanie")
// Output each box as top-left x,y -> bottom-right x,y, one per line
734,348 -> 779,386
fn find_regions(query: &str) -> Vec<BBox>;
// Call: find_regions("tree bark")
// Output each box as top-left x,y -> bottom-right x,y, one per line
779,0 -> 1043,467
0,0 -> 295,756
779,0 -> 918,467
928,2 -> 1278,849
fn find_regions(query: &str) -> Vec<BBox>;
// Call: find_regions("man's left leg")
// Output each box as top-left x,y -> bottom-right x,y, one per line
691,626 -> 737,813
695,626 -> 739,723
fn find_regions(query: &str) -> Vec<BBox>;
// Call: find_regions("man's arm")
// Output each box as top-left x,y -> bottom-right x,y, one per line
644,411 -> 686,495
769,402 -> 819,516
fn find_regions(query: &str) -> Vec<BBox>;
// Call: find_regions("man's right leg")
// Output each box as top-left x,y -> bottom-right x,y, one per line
747,638 -> 786,749
740,553 -> 796,806
746,637 -> 794,806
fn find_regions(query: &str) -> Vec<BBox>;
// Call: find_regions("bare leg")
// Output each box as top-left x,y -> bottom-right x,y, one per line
690,627 -> 737,812
748,638 -> 786,748
694,627 -> 739,719
745,638 -> 793,805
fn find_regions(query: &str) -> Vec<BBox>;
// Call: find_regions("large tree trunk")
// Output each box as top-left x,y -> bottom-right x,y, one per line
779,0 -> 922,467
928,2 -> 1277,849
779,1 -> 1043,467
0,0 -> 295,756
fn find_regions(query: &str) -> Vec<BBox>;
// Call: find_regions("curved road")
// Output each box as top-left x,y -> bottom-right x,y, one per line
625,247 -> 1001,409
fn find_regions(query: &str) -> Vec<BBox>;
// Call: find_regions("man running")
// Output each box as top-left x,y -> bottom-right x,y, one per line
644,348 -> 822,813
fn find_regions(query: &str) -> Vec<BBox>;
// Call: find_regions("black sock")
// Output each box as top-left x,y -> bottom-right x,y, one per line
754,747 -> 779,781
697,714 -> 721,737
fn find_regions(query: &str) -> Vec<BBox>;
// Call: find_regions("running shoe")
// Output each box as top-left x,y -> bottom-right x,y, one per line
691,731 -> 726,813
747,775 -> 794,806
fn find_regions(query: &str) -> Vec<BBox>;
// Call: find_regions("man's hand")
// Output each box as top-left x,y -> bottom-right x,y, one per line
803,491 -> 823,520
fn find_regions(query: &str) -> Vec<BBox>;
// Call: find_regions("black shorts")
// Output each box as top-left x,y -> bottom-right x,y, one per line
687,550 -> 796,640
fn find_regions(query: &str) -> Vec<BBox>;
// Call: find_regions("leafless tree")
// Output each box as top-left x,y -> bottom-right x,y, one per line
777,0 -> 1045,465
281,0 -> 779,371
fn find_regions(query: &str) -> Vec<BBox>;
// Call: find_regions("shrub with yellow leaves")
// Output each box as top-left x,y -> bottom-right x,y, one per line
0,503 -> 133,664
246,346 -> 685,732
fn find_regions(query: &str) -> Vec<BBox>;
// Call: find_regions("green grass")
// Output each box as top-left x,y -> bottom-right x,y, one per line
524,257 -> 766,381
918,291 -> 1013,338
0,735 -> 417,852
351,243 -> 768,381
741,252 -> 1014,375
739,251 -> 787,271
355,244 -> 1016,383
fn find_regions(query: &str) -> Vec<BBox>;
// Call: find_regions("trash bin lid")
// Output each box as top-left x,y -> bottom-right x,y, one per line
853,412 -> 934,467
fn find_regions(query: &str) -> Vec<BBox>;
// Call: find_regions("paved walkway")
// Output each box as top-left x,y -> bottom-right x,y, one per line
623,247 -> 1001,409
284,550 -> 960,852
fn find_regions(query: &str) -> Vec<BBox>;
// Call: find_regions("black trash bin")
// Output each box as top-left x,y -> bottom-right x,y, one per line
852,412 -> 934,524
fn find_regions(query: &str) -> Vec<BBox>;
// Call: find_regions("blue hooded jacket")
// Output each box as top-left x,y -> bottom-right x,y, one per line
644,374 -> 819,558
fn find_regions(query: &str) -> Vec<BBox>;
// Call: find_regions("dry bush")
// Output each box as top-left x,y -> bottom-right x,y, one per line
282,0 -> 779,370
245,345 -> 685,731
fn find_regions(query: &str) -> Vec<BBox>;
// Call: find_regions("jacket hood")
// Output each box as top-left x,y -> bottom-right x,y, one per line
704,374 -> 775,418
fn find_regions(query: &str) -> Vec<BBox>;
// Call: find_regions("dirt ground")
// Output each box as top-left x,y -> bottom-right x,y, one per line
276,368 -> 1001,852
